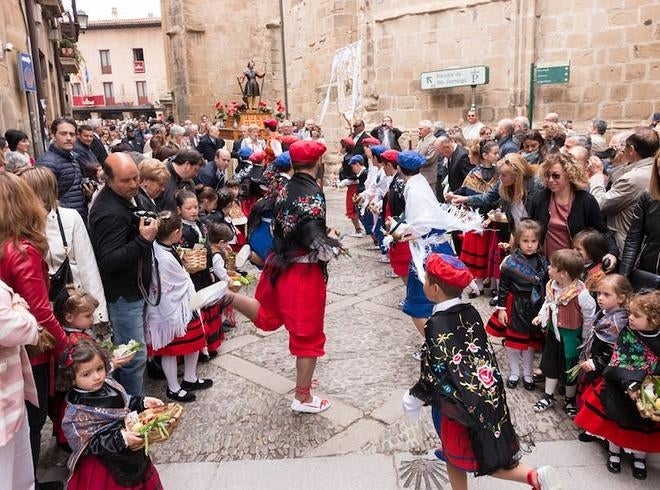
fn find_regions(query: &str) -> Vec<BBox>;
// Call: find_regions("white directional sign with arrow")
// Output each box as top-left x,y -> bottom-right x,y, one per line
421,65 -> 489,90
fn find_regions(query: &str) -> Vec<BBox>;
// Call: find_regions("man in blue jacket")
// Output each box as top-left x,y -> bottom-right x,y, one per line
37,117 -> 91,222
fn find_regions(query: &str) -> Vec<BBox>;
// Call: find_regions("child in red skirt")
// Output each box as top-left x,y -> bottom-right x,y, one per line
403,253 -> 561,489
575,290 -> 659,480
486,219 -> 547,391
145,212 -> 212,403
61,340 -> 163,490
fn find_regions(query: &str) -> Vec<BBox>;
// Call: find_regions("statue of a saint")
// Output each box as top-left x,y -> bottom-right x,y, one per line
240,60 -> 265,110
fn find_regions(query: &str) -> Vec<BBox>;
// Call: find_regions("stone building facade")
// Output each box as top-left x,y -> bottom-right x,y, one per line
162,0 -> 659,142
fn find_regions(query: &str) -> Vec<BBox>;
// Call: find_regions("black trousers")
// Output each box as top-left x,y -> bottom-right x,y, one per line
26,363 -> 49,477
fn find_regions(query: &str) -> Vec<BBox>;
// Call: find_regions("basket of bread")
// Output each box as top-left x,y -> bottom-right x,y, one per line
126,403 -> 184,454
636,376 -> 660,422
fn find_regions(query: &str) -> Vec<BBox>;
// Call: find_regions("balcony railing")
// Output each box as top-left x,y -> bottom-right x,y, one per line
101,65 -> 112,74
133,61 -> 145,73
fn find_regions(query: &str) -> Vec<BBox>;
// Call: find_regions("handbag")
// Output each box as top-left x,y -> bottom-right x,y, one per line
629,268 -> 660,291
48,208 -> 74,302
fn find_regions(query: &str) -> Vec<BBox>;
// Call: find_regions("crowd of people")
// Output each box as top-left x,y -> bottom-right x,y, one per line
0,107 -> 658,490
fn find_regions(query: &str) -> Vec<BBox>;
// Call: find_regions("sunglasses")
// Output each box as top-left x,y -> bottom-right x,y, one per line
545,172 -> 563,180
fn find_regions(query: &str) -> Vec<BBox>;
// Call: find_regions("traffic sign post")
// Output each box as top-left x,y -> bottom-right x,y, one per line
528,61 -> 571,124
420,65 -> 489,90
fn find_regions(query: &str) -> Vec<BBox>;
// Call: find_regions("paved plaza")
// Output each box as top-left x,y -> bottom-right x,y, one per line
38,188 -> 658,489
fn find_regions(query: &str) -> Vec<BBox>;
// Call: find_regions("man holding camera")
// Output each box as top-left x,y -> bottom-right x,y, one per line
370,115 -> 402,151
89,152 -> 158,396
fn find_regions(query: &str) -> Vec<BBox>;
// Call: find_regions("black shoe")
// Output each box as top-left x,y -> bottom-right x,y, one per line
506,377 -> 519,389
489,296 -> 498,307
146,358 -> 166,380
632,458 -> 647,479
166,388 -> 196,402
523,379 -> 535,391
468,291 -> 481,299
181,378 -> 213,391
222,320 -> 234,332
490,289 -> 498,297
578,432 -> 596,442
532,372 -> 545,383
607,450 -> 621,473
198,352 -> 211,363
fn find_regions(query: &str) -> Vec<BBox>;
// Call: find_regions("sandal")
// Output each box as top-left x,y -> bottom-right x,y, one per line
632,457 -> 647,480
533,394 -> 555,412
606,450 -> 621,474
564,397 -> 577,418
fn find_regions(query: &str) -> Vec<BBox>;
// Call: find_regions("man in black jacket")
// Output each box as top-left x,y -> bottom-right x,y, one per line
195,148 -> 230,191
89,152 -> 158,396
196,125 -> 225,162
370,115 -> 402,151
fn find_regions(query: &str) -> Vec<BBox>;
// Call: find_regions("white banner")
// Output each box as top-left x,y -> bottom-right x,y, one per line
319,40 -> 362,125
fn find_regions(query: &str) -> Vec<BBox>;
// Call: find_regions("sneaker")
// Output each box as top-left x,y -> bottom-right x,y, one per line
533,394 -> 555,412
397,299 -> 405,309
536,466 -> 561,489
291,395 -> 331,414
349,231 -> 364,238
181,378 -> 213,391
166,388 -> 196,402
235,244 -> 251,268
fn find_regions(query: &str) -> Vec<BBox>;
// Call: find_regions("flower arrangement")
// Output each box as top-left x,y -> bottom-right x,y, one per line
257,100 -> 272,114
274,99 -> 286,121
227,100 -> 248,121
215,101 -> 227,121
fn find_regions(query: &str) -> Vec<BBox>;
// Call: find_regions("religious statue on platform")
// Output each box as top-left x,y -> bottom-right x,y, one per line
239,59 -> 265,110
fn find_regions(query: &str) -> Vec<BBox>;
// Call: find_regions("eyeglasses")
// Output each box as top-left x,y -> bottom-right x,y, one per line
545,172 -> 563,180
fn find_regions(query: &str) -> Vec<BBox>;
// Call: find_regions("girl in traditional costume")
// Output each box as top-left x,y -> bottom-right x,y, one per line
575,290 -> 659,480
145,212 -> 212,403
61,340 -> 163,490
486,219 -> 547,391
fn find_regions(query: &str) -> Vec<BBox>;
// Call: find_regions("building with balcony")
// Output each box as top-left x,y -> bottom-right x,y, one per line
72,15 -> 170,120
0,0 -> 77,156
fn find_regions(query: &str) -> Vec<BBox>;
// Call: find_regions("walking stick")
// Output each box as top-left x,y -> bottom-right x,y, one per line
237,76 -> 248,105
258,61 -> 267,108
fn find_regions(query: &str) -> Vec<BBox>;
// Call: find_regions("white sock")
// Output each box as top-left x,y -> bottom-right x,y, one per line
161,355 -> 180,392
506,347 -> 521,380
545,377 -> 558,397
475,278 -> 483,291
491,278 -> 498,291
522,349 -> 535,380
183,351 -> 200,383
632,450 -> 646,467
609,441 -> 620,453
565,384 -> 577,399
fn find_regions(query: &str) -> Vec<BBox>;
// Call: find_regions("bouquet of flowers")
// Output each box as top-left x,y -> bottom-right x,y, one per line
215,101 -> 227,121
274,99 -> 286,121
257,100 -> 272,113
227,100 -> 248,122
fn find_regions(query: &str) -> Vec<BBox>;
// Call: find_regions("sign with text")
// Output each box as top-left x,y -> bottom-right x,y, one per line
18,52 -> 37,92
535,62 -> 570,85
421,65 -> 489,90
72,95 -> 106,107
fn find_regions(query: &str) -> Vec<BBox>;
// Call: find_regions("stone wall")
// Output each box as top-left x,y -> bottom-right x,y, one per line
163,0 -> 659,138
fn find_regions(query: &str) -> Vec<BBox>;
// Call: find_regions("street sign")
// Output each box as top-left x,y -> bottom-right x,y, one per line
18,52 -> 37,93
420,65 -> 489,90
535,62 -> 570,85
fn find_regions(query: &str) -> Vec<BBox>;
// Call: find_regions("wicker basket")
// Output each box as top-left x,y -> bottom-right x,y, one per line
636,376 -> 660,422
178,247 -> 207,274
132,403 -> 184,444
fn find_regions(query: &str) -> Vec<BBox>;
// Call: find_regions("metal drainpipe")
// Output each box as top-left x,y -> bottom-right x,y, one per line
278,0 -> 289,119
24,0 -> 47,155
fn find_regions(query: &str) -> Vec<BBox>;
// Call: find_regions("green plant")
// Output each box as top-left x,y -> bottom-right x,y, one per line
59,39 -> 74,49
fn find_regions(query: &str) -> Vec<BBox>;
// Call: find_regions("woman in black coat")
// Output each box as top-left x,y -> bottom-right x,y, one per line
620,152 -> 660,289
528,152 -> 618,263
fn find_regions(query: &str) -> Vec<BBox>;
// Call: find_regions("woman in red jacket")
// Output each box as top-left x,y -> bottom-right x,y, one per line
0,172 -> 68,484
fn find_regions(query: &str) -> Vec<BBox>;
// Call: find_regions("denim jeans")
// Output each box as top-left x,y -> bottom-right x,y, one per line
108,297 -> 146,396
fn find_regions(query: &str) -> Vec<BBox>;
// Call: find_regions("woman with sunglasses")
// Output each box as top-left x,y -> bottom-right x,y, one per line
528,153 -> 618,262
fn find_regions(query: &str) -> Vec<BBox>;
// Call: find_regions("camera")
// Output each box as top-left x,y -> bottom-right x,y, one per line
81,177 -> 98,189
133,210 -> 158,226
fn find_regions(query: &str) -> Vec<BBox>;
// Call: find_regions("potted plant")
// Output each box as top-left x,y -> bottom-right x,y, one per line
59,39 -> 74,57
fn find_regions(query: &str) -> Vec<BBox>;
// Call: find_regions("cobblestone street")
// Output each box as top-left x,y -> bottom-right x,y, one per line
38,187 -> 657,489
